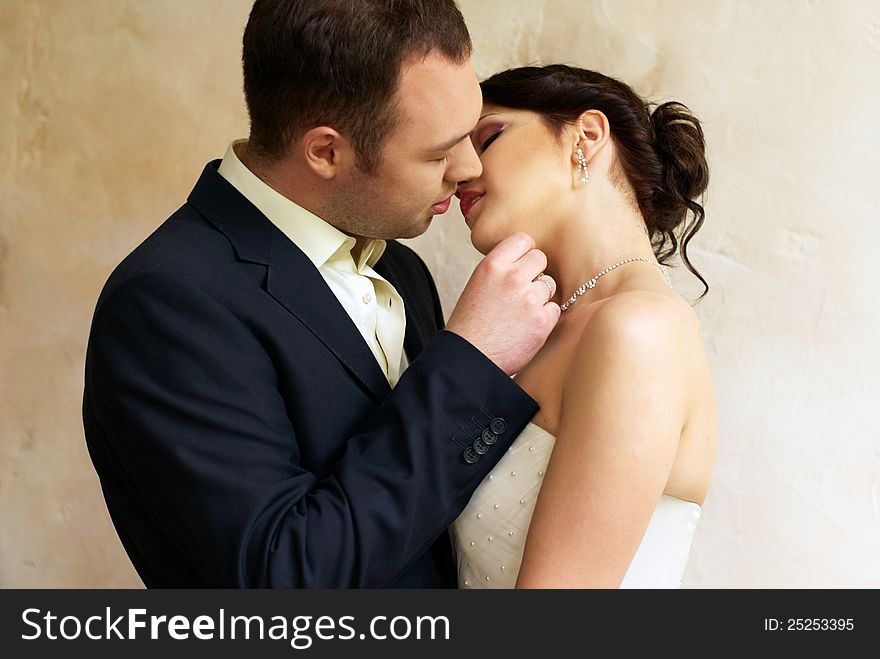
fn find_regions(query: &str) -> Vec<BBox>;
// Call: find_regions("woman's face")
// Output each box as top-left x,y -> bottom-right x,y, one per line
457,105 -> 575,254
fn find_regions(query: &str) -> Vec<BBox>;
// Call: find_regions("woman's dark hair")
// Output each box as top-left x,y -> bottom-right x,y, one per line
243,0 -> 472,172
481,65 -> 710,298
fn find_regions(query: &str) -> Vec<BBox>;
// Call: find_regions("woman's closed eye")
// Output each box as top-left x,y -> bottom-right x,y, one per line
473,121 -> 504,154
480,131 -> 501,153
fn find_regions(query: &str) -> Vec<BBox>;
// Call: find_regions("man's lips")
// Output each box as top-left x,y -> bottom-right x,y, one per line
458,192 -> 484,221
431,197 -> 452,214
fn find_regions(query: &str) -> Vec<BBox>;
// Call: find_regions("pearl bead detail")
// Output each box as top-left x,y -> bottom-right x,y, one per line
451,420 -> 565,589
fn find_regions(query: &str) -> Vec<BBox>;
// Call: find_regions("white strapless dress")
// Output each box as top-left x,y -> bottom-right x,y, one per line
450,422 -> 701,588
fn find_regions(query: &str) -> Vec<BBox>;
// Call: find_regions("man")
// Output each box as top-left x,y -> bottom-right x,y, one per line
83,0 -> 559,587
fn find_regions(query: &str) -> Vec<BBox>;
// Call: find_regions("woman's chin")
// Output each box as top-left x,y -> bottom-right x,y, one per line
468,209 -> 519,256
470,230 -> 503,256
469,234 -> 490,256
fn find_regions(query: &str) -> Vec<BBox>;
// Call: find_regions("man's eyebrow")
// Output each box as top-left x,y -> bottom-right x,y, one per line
426,112 -> 502,153
427,131 -> 472,154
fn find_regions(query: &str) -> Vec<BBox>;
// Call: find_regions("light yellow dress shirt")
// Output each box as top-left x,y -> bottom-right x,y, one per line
218,141 -> 408,387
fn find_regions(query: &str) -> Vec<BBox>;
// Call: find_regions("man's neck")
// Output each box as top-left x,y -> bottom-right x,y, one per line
236,142 -> 375,255
236,141 -> 330,226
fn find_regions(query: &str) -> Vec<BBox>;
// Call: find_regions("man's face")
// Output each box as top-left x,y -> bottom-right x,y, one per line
330,52 -> 483,240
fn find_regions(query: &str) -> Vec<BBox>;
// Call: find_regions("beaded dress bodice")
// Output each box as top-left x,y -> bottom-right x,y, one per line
450,422 -> 701,588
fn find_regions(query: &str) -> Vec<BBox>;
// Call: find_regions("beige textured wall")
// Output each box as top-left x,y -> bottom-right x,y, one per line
2,0 -> 878,587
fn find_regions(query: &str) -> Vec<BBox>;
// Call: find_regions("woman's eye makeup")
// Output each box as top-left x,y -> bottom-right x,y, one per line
474,122 -> 504,153
480,131 -> 501,152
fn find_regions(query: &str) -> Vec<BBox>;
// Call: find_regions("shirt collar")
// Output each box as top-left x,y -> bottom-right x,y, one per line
218,140 -> 386,270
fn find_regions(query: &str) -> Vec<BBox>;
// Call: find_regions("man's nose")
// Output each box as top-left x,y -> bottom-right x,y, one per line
448,139 -> 482,187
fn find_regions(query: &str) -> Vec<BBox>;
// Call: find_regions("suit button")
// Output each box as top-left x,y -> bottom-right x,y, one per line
473,438 -> 488,454
490,418 -> 507,435
481,428 -> 498,445
463,447 -> 480,464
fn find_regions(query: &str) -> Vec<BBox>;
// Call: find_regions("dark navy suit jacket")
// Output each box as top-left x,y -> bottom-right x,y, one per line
82,162 -> 538,587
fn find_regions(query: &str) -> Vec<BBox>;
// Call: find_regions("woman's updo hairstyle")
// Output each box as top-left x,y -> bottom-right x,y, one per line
480,64 -> 709,297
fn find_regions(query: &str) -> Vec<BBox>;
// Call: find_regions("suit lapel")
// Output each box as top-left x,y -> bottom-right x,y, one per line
265,231 -> 391,401
373,250 -> 433,361
188,161 -> 391,403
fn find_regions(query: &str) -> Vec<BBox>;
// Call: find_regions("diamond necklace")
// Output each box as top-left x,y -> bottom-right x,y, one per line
559,257 -> 673,312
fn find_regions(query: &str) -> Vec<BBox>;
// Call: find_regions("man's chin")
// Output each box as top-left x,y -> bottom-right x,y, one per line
397,215 -> 434,240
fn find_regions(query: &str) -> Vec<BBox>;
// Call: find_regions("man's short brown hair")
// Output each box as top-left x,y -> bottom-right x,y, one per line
243,0 -> 472,172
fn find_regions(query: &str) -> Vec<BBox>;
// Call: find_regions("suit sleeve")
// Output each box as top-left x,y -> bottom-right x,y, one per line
85,272 -> 537,587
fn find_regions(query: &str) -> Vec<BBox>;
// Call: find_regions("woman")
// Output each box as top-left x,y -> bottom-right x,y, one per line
450,65 -> 717,588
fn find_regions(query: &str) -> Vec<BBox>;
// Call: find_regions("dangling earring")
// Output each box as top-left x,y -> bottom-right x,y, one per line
576,147 -> 589,185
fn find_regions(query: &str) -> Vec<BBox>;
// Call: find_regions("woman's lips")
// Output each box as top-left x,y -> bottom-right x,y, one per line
431,197 -> 452,214
459,193 -> 483,222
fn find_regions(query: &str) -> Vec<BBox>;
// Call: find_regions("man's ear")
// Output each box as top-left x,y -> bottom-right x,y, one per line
301,126 -> 356,180
571,109 -> 611,165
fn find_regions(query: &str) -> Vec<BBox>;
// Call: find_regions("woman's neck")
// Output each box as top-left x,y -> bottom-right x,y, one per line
539,192 -> 659,307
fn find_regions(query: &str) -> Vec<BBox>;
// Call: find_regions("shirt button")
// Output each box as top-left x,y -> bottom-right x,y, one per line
362,293 -> 373,304
490,418 -> 507,435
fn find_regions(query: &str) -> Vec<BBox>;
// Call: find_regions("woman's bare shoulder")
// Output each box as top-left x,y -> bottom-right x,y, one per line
575,290 -> 701,358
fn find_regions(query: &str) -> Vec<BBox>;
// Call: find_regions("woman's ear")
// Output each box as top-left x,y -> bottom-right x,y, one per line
571,109 -> 611,165
301,126 -> 356,180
